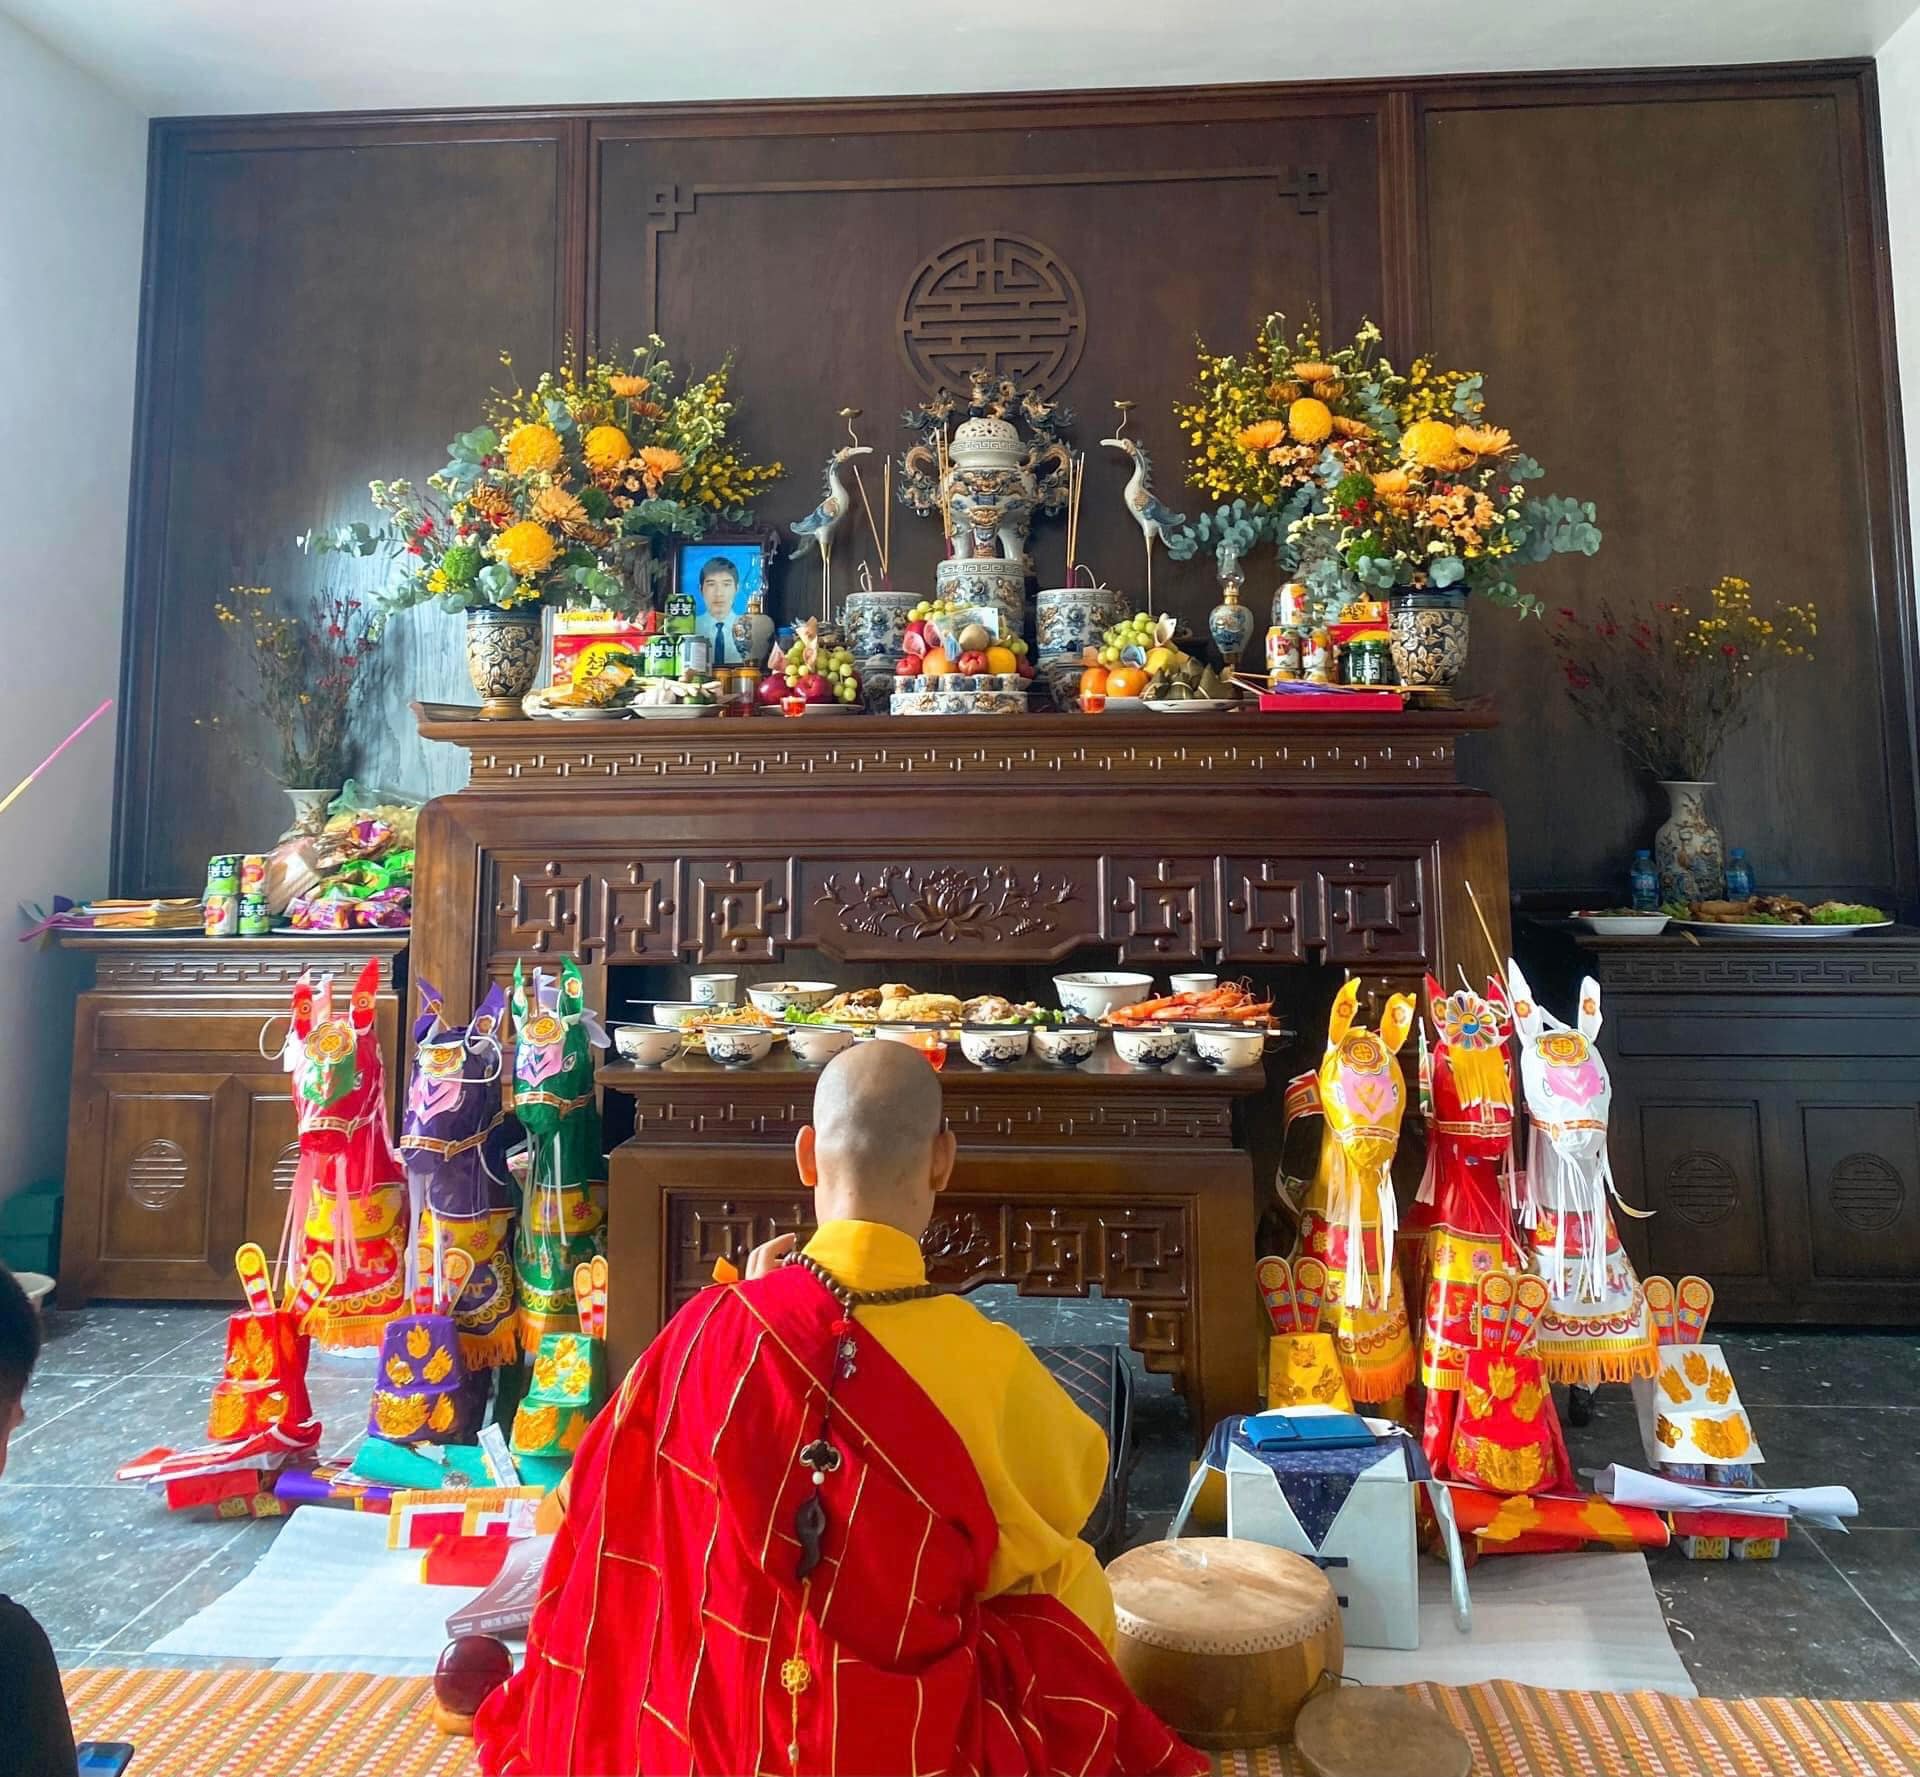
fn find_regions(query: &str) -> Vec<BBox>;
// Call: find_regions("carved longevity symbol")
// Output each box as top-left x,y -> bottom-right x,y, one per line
899,233 -> 1088,396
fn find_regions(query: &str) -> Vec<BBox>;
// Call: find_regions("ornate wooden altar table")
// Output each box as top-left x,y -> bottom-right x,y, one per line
413,701 -> 1511,1428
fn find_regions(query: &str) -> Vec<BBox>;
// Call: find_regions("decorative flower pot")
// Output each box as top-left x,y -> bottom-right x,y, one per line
465,607 -> 544,720
1654,780 -> 1726,903
1388,588 -> 1471,690
1036,582 -> 1130,666
840,590 -> 918,666
281,786 -> 337,840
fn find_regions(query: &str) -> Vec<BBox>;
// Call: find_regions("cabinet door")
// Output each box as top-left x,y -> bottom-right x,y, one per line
1628,1098 -> 1770,1286
243,1088 -> 304,1257
90,1072 -> 249,1292
1802,1101 -> 1920,1284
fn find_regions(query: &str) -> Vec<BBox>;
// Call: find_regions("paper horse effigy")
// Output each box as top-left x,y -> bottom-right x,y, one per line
118,1243 -> 332,1512
1446,1271 -> 1574,1497
1505,961 -> 1658,1386
509,961 -> 607,1350
401,980 -> 521,1371
1286,978 -> 1418,1404
1413,976 -> 1521,1469
369,1248 -> 491,1445
1256,1256 -> 1353,1411
282,958 -> 409,1349
512,1255 -> 610,1490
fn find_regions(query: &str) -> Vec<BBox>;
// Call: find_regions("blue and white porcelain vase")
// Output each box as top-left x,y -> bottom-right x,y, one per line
1654,780 -> 1726,903
1208,579 -> 1254,671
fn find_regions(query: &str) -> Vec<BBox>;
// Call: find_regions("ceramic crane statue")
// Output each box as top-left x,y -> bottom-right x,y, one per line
788,441 -> 873,623
1101,401 -> 1186,607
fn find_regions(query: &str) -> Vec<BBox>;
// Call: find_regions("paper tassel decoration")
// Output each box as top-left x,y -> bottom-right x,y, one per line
368,1247 -> 489,1446
511,1256 -> 609,1490
1446,1272 -> 1574,1496
1257,1256 -> 1353,1411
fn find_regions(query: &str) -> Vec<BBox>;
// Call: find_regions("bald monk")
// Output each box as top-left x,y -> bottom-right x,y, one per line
477,1041 -> 1203,1776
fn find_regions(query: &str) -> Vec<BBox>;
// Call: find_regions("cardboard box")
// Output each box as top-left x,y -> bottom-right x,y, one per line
549,608 -> 657,689
1169,1412 -> 1470,1651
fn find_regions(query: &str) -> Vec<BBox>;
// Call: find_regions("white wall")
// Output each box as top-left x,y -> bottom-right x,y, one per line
1885,13 -> 1920,595
0,13 -> 145,1209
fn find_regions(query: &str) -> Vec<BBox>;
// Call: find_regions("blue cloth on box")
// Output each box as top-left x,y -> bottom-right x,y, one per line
1201,1416 -> 1427,1550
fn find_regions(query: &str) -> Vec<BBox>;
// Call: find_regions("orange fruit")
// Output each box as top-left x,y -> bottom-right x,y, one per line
1078,664 -> 1109,698
984,645 -> 1018,674
1106,666 -> 1147,697
921,648 -> 954,677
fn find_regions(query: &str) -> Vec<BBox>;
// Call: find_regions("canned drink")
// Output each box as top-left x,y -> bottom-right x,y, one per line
643,633 -> 678,678
206,854 -> 241,894
1303,628 -> 1334,685
203,893 -> 239,938
238,894 -> 271,936
239,854 -> 268,894
676,633 -> 713,680
1276,583 -> 1309,630
1265,626 -> 1302,682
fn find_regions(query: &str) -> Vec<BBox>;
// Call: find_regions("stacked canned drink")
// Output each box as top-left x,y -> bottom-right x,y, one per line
204,852 -> 270,937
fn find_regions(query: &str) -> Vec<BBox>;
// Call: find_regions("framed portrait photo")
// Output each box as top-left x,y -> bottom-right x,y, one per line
675,531 -> 778,666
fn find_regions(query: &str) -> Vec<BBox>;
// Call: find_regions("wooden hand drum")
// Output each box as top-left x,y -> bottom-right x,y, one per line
1294,1688 -> 1472,1777
1107,1537 -> 1342,1750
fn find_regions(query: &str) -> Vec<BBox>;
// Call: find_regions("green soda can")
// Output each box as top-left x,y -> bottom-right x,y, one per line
205,854 -> 241,896
238,894 -> 271,936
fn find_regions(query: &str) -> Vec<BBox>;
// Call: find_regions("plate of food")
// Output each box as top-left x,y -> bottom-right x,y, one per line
1573,909 -> 1670,936
1675,896 -> 1892,935
1145,698 -> 1240,715
689,1003 -> 788,1041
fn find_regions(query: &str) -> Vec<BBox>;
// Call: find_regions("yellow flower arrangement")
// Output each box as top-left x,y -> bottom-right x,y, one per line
1402,418 -> 1470,470
1287,397 -> 1334,445
492,520 -> 558,577
1236,419 -> 1288,453
504,422 -> 564,477
1454,424 -> 1513,458
343,336 -> 783,619
581,424 -> 632,475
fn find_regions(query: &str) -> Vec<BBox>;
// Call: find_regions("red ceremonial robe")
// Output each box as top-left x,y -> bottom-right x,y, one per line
475,1265 -> 1203,1777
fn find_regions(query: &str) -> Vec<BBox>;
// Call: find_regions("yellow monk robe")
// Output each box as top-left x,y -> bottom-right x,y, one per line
802,1219 -> 1116,1643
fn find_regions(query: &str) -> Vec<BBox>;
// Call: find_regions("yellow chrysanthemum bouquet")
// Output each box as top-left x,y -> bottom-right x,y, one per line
1290,352 -> 1600,616
317,339 -> 781,617
1169,312 -> 1600,619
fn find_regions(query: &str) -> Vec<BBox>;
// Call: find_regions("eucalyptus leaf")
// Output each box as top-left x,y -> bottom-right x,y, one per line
1429,554 -> 1466,588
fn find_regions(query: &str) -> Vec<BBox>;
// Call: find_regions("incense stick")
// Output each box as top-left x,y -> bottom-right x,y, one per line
0,698 -> 113,821
850,460 -> 881,583
1462,880 -> 1509,987
882,456 -> 892,586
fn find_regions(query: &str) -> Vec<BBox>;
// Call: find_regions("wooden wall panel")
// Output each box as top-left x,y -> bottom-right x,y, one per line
118,124 -> 578,893
591,103 -> 1384,641
1422,85 -> 1913,901
113,70 -> 1917,914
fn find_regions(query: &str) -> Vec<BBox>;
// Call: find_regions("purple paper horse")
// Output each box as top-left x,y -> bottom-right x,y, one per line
399,979 -> 523,1369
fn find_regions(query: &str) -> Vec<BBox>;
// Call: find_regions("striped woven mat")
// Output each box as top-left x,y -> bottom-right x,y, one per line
63,1667 -> 1920,1776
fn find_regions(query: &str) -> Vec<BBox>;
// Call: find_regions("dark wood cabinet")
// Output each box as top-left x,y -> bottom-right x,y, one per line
57,934 -> 406,1305
1574,932 -> 1920,1323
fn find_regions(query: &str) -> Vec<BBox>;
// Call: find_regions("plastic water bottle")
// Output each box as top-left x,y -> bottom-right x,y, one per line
1629,850 -> 1659,912
1725,849 -> 1754,899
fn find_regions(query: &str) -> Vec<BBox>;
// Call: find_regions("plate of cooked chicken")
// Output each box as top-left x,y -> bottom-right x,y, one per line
1675,895 -> 1892,935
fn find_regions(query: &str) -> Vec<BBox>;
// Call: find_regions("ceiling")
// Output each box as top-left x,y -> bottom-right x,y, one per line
8,0 -> 1920,118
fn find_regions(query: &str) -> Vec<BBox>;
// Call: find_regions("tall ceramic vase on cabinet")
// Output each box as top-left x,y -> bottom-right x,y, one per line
1654,780 -> 1726,902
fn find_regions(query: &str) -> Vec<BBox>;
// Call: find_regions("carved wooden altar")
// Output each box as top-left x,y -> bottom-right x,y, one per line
413,702 -> 1511,1428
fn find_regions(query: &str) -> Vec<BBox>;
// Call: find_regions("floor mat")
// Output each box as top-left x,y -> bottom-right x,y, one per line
63,1668 -> 1920,1777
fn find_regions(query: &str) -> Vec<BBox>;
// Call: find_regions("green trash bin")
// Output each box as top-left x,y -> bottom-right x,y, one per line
0,1177 -> 62,1277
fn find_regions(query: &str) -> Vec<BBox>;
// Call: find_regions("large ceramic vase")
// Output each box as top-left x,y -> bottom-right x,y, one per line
1654,780 -> 1726,903
1388,588 -> 1470,690
466,607 -> 544,720
280,786 -> 336,840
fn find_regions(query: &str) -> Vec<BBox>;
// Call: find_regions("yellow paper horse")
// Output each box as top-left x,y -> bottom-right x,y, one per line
1287,978 -> 1417,1404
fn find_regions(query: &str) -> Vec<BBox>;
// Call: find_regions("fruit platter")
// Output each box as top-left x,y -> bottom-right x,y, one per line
523,654 -> 722,720
890,601 -> 1037,715
1074,611 -> 1241,711
755,618 -> 863,712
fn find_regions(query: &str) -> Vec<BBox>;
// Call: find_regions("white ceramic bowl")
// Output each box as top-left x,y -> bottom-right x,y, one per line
1191,1027 -> 1266,1071
1170,972 -> 1219,996
1054,971 -> 1155,1019
1032,1025 -> 1098,1067
651,1001 -> 704,1028
16,1271 -> 53,1311
788,1025 -> 857,1067
1111,1026 -> 1185,1069
748,980 -> 838,1016
613,1025 -> 683,1068
1576,912 -> 1671,936
960,1027 -> 1031,1069
702,1026 -> 774,1068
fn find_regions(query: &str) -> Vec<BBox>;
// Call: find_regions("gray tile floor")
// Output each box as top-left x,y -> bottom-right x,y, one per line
4,1300 -> 1916,1699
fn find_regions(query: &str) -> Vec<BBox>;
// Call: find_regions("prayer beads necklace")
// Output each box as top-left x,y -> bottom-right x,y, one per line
784,1251 -> 939,1581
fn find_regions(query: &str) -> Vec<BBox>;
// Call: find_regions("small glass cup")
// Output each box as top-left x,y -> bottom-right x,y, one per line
1081,692 -> 1107,715
781,694 -> 807,719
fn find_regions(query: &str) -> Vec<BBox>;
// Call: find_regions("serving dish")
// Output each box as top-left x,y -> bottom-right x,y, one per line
1574,912 -> 1670,936
702,1026 -> 774,1068
631,702 -> 719,721
1111,1027 -> 1185,1069
960,1027 -> 1030,1069
1054,971 -> 1155,1019
1146,698 -> 1240,714
1032,1025 -> 1098,1067
1191,1027 -> 1266,1071
1673,919 -> 1892,938
788,1025 -> 857,1067
612,1025 -> 682,1068
748,980 -> 837,1015
650,1001 -> 703,1028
